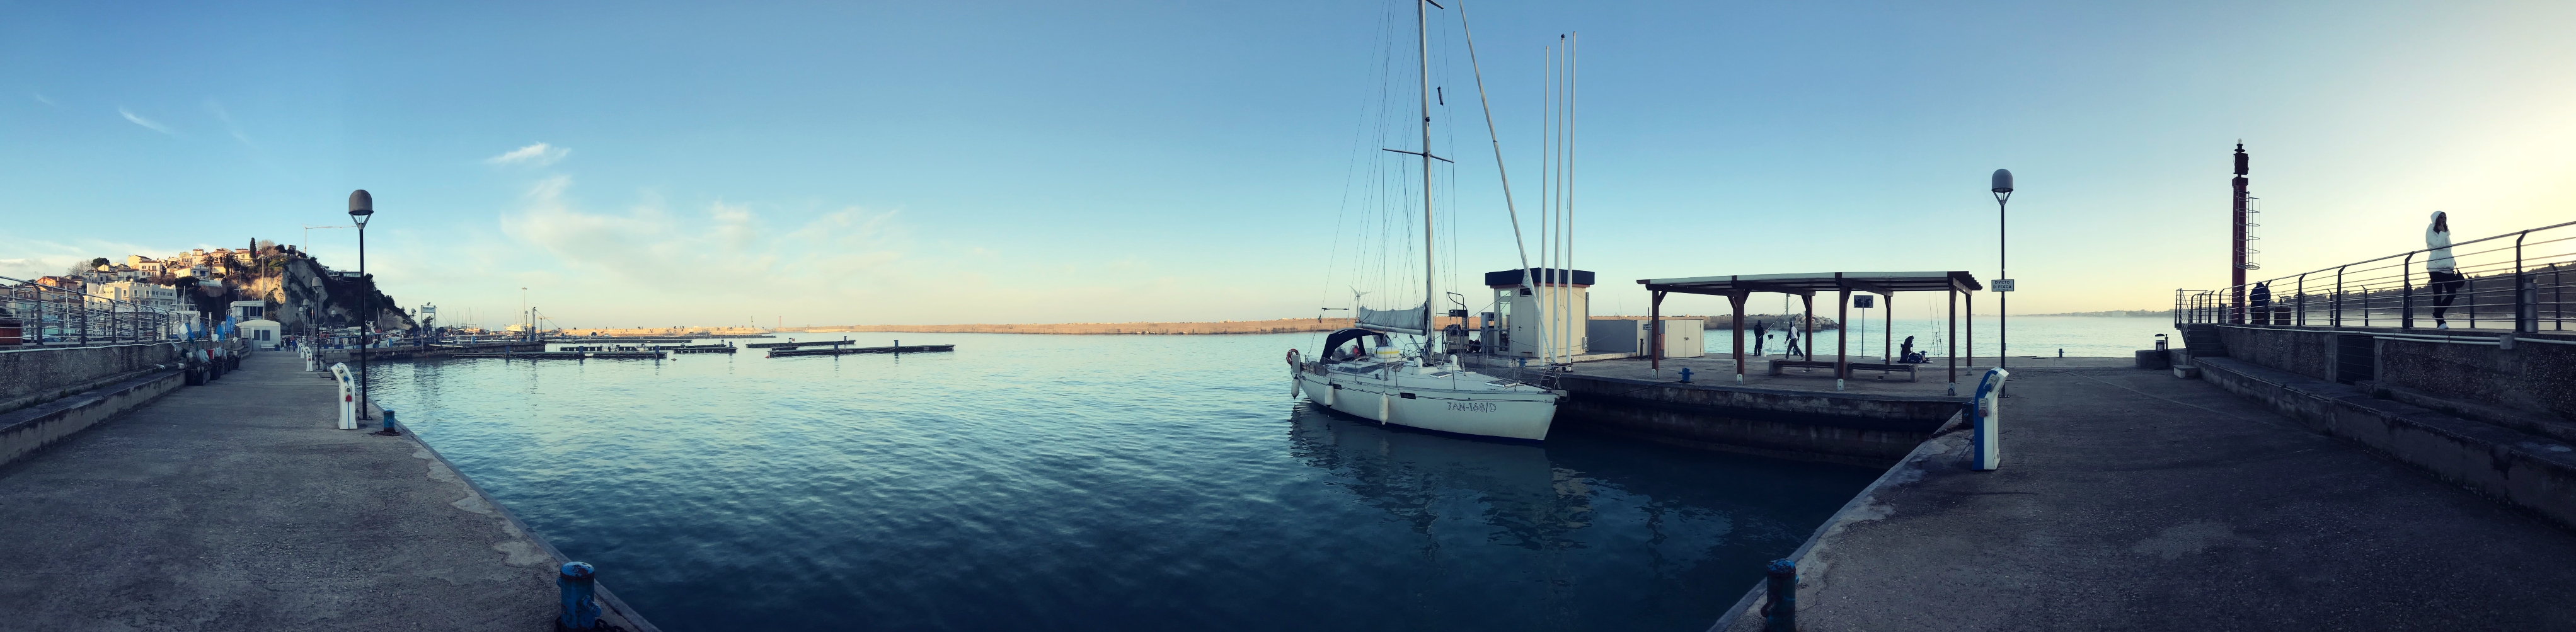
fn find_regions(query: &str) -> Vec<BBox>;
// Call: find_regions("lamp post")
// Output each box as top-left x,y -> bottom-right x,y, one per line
348,190 -> 374,420
1990,169 -> 2013,369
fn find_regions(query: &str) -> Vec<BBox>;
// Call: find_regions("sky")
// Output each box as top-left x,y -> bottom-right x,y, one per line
3,1 -> 2572,328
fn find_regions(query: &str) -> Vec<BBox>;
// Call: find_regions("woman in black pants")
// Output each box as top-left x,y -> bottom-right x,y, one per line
2427,211 -> 2464,328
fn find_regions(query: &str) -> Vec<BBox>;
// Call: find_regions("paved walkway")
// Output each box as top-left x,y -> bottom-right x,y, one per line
1720,365 -> 2576,631
0,352 -> 629,631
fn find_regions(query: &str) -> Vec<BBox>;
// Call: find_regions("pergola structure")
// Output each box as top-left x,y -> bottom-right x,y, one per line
1638,271 -> 1985,388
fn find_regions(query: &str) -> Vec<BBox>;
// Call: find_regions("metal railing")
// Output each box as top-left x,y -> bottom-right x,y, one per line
2,274 -> 193,347
2177,219 -> 2576,333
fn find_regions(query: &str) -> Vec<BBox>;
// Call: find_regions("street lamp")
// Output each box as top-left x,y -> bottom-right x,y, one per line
348,190 -> 374,425
1989,169 -> 2013,369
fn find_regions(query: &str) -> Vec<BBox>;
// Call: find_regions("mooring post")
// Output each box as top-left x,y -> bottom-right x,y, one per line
1762,558 -> 1798,632
1678,367 -> 1693,383
374,409 -> 400,436
557,561 -> 601,630
1972,367 -> 2011,471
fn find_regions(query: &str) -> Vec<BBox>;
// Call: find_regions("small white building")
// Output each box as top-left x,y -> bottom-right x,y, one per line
240,319 -> 282,350
1482,268 -> 1592,359
231,301 -> 270,323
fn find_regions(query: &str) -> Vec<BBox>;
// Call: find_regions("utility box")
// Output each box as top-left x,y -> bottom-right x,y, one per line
1648,318 -> 1705,359
1585,318 -> 1703,358
1586,319 -> 1643,353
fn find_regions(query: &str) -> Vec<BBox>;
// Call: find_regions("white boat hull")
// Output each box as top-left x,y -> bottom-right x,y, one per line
1294,368 -> 1558,441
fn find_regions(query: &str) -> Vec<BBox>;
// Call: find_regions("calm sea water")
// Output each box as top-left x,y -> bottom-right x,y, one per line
362,333 -> 1882,631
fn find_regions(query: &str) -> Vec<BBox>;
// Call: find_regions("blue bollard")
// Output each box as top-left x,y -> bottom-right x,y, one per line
557,561 -> 601,630
1679,367 -> 1694,383
376,410 -> 400,435
1762,558 -> 1798,632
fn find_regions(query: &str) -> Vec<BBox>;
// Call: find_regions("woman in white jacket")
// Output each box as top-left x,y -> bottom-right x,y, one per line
2426,211 -> 2463,328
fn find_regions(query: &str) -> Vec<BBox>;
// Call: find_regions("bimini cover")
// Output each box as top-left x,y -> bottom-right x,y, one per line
1356,303 -> 1428,336
1321,328 -> 1393,359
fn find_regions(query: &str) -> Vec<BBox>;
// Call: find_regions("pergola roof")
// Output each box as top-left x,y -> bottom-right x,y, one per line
1638,271 -> 1982,296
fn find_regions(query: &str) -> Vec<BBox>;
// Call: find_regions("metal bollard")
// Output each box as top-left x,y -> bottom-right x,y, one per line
1678,367 -> 1694,383
1762,558 -> 1798,631
1972,367 -> 2011,470
374,410 -> 400,436
557,561 -> 601,630
330,362 -> 356,430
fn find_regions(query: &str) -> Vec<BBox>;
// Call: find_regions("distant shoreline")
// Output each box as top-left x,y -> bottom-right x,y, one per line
2016,310 -> 2170,318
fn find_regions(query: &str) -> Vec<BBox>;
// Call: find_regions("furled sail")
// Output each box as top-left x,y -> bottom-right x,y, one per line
1357,303 -> 1429,336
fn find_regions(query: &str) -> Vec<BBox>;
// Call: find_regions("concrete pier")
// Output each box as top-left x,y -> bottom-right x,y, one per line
1710,364 -> 2576,630
0,351 -> 655,631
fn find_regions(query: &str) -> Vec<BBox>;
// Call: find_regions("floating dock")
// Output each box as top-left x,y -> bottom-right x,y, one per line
671,345 -> 737,354
745,340 -> 850,348
451,351 -> 666,359
766,344 -> 953,358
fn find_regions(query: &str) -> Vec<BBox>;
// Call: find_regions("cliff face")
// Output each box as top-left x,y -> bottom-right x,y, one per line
233,255 -> 413,331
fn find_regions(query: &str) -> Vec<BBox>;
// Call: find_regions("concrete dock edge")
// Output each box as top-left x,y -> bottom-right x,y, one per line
1705,411 -> 1971,631
394,403 -> 665,632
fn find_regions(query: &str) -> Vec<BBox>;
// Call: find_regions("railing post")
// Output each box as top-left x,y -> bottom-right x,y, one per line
2296,273 -> 2307,326
2515,231 -> 2531,333
2401,255 -> 2415,329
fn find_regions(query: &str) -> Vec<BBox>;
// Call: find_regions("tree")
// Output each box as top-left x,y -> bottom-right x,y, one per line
89,257 -> 110,269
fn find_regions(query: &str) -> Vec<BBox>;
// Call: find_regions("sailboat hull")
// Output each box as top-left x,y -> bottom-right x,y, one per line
1295,369 -> 1557,441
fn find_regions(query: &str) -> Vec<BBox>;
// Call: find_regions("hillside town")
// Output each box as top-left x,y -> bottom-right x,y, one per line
1,240 -> 414,348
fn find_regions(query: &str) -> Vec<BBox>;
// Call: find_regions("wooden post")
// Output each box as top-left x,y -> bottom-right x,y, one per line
1948,287 -> 1958,385
1967,291 -> 1975,371
1730,291 -> 1747,382
1883,293 -> 1893,363
1801,294 -> 1815,362
1836,288 -> 1850,379
1650,290 -> 1665,371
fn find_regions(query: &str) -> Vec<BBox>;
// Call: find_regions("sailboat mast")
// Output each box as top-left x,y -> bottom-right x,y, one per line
1417,0 -> 1435,357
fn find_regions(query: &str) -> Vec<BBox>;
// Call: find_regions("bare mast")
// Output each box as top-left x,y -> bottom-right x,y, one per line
1418,0 -> 1435,359
1454,0 -> 1547,368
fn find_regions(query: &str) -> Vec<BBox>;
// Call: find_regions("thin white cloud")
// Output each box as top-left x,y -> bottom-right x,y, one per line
485,142 -> 570,167
117,107 -> 175,134
33,93 -> 54,106
205,101 -> 254,146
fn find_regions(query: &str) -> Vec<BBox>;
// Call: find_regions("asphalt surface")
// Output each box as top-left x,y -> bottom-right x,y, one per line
0,352 -> 573,631
1724,365 -> 2576,631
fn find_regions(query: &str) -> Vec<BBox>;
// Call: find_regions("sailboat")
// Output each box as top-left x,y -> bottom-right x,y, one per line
1288,0 -> 1560,442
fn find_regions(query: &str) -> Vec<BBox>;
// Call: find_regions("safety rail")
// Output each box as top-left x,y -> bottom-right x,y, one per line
1,273 -> 193,347
2177,219 -> 2576,333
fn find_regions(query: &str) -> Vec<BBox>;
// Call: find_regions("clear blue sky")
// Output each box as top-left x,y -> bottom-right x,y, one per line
4,1 -> 2570,328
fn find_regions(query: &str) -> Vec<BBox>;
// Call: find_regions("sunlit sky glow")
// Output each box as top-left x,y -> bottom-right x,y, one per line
4,1 -> 2571,328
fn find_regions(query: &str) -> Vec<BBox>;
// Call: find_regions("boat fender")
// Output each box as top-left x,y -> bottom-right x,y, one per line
1378,393 -> 1391,424
1290,371 -> 1302,399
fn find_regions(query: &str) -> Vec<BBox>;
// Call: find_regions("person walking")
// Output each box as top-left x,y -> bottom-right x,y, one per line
2427,211 -> 2463,329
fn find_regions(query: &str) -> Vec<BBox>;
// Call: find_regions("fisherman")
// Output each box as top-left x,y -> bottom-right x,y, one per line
2427,211 -> 2463,329
1752,319 -> 1770,355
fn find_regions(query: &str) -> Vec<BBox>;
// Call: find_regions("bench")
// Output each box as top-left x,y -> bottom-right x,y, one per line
1767,359 -> 1919,382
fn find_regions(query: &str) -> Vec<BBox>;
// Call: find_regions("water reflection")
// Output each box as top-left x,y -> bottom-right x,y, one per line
1282,402 -> 1880,630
